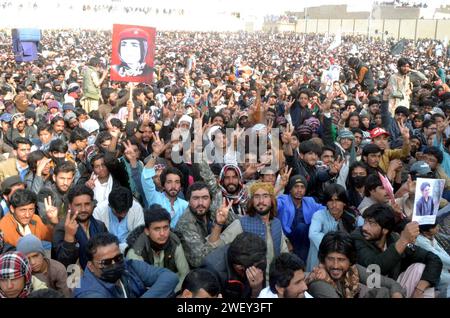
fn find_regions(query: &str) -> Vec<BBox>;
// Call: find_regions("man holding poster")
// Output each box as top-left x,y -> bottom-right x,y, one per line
110,24 -> 156,84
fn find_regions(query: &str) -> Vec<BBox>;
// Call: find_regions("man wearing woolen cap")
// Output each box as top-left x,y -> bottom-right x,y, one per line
16,234 -> 71,297
277,175 -> 325,263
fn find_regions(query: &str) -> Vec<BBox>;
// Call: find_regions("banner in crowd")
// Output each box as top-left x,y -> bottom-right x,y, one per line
412,178 -> 445,225
110,24 -> 156,83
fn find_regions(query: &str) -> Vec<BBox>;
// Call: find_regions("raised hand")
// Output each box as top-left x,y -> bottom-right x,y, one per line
341,110 -> 350,121
400,222 -> 420,244
141,110 -> 151,125
64,209 -> 79,240
399,121 -> 410,140
330,156 -> 345,175
151,132 -> 165,156
281,123 -> 294,144
284,96 -> 294,114
36,158 -> 52,176
122,140 -> 137,163
44,196 -> 59,225
85,173 -> 97,190
216,199 -> 233,226
279,166 -> 293,186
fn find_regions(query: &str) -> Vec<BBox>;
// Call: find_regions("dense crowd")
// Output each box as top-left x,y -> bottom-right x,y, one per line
0,29 -> 449,299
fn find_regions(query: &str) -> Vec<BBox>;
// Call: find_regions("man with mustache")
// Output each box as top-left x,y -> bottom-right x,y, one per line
352,204 -> 443,298
52,184 -> 108,269
175,182 -> 237,268
208,182 -> 289,280
141,133 -> 188,228
306,231 -> 405,298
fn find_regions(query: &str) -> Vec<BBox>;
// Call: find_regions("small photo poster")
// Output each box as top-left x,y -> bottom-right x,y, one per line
412,178 -> 445,225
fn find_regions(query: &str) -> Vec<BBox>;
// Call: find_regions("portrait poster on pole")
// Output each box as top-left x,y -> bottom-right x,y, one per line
412,178 -> 444,225
110,24 -> 156,83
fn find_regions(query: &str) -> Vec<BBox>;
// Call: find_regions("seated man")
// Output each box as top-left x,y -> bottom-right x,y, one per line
52,184 -> 108,269
125,205 -> 189,291
74,232 -> 178,298
177,268 -> 222,298
202,232 -> 267,298
207,182 -> 290,281
93,186 -> 144,252
277,175 -> 325,262
16,234 -> 71,298
0,189 -> 59,246
0,251 -> 48,298
259,253 -> 312,298
141,136 -> 188,228
415,222 -> 450,298
175,182 -> 236,268
352,204 -> 443,298
358,174 -> 389,215
306,231 -> 405,298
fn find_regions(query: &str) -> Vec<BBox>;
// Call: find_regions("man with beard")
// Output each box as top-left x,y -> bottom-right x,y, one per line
199,159 -> 249,216
208,182 -> 289,280
258,253 -> 312,298
74,232 -> 178,298
306,231 -> 405,298
383,57 -> 412,116
52,184 -> 108,269
277,175 -> 325,263
136,123 -> 154,161
0,137 -> 31,183
37,161 -> 76,222
352,204 -> 442,298
126,205 -> 189,291
175,182 -> 237,268
99,88 -> 118,120
51,116 -> 68,143
141,133 -> 188,228
361,143 -> 384,176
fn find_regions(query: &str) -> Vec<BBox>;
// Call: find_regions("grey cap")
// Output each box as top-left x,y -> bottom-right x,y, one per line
410,161 -> 432,176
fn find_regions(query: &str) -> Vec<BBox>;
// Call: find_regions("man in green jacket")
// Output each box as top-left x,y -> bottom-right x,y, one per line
81,57 -> 108,113
351,203 -> 443,298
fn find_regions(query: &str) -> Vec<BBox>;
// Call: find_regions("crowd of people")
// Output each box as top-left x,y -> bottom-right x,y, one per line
0,28 -> 449,299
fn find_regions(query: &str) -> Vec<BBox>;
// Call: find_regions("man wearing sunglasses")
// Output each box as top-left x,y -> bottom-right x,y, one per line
74,232 -> 178,298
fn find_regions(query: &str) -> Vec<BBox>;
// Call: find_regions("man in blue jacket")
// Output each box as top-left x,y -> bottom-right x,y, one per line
74,232 -> 178,298
277,175 -> 324,262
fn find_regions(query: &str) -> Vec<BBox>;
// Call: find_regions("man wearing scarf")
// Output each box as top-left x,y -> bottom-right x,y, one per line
0,251 -> 47,298
198,159 -> 249,217
306,231 -> 405,298
208,182 -> 289,281
52,184 -> 108,269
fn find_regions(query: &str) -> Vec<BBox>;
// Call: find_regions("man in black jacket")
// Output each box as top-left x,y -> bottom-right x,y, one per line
52,184 -> 108,270
351,204 -> 442,298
